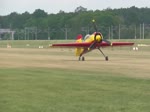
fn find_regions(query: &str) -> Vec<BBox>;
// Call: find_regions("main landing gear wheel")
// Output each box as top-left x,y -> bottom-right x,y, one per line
98,48 -> 109,61
105,56 -> 108,61
82,57 -> 85,61
79,56 -> 85,61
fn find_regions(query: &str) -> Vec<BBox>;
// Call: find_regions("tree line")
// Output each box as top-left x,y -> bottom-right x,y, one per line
0,6 -> 150,40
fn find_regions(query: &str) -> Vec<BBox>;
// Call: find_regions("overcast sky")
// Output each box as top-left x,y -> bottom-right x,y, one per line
0,0 -> 150,15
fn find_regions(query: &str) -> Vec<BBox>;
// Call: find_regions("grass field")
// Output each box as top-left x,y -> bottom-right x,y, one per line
0,40 -> 150,112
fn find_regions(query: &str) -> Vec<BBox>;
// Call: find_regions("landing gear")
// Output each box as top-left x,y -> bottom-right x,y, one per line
79,56 -> 85,61
98,48 -> 109,61
82,57 -> 85,61
105,56 -> 108,61
78,48 -> 108,61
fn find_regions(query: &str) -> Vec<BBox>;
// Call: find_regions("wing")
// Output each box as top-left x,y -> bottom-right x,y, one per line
50,41 -> 134,48
97,41 -> 134,47
50,42 -> 92,48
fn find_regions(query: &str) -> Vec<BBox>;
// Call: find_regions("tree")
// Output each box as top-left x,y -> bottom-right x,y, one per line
75,6 -> 87,13
32,9 -> 48,18
1,7 -> 150,40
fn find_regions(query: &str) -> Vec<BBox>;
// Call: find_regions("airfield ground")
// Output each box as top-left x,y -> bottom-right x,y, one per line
0,40 -> 150,112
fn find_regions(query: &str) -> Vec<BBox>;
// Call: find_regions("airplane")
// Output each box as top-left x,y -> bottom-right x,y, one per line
50,20 -> 134,61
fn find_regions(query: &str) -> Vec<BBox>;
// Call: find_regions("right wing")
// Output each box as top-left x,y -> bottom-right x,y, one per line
50,41 -> 134,48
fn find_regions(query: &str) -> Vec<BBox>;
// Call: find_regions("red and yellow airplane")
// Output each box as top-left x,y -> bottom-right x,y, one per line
50,20 -> 134,61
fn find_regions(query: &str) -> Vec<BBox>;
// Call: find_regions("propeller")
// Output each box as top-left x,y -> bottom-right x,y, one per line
92,19 -> 98,32
88,19 -> 111,50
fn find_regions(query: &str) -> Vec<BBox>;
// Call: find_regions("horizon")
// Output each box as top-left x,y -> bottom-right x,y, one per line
0,6 -> 149,16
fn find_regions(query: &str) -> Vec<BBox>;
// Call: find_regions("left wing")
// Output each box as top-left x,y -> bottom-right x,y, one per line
50,41 -> 134,48
50,42 -> 92,48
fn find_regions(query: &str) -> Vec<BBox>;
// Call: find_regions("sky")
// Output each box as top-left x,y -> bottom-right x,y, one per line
0,0 -> 150,15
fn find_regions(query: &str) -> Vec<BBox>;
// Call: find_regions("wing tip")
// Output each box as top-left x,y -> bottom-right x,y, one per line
49,44 -> 53,47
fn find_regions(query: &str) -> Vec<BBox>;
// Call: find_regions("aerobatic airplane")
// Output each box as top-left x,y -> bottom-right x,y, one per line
50,20 -> 134,61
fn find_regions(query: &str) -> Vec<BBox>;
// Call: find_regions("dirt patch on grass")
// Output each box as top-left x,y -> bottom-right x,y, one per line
0,48 -> 150,78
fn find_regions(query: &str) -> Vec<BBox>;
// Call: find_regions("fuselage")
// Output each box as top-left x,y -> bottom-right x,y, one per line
75,32 -> 103,56
84,32 -> 103,43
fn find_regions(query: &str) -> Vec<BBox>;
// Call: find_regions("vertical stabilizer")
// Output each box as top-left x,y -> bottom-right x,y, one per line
76,34 -> 82,43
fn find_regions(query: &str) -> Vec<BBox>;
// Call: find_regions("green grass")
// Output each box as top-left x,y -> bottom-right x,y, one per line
0,39 -> 150,112
0,40 -> 74,48
0,68 -> 150,112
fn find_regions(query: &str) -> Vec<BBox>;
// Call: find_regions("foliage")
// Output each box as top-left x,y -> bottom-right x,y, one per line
0,7 -> 150,40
